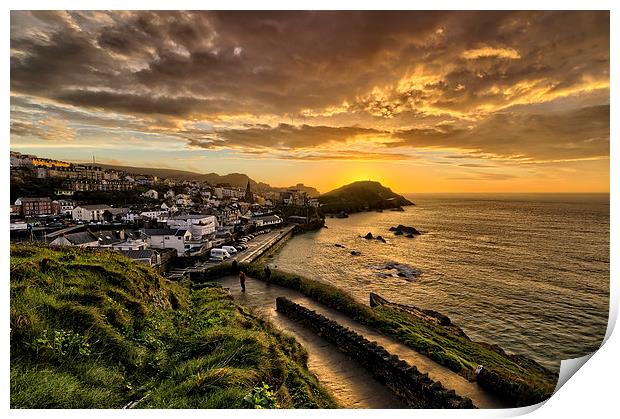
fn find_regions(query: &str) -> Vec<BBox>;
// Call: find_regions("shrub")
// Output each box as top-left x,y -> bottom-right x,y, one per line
243,382 -> 280,409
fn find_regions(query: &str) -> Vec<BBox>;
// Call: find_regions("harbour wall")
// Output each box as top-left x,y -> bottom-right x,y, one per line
275,296 -> 476,409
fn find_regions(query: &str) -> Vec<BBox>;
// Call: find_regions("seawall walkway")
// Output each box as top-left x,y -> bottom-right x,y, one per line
214,275 -> 510,409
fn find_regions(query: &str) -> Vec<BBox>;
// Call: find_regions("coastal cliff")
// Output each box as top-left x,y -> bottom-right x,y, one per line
318,181 -> 413,214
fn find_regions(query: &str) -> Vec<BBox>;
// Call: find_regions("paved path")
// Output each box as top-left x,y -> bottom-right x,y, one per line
235,225 -> 295,264
215,275 -> 405,408
215,275 -> 511,409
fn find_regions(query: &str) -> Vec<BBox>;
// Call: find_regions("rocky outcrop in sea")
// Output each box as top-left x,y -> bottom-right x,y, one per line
372,261 -> 422,281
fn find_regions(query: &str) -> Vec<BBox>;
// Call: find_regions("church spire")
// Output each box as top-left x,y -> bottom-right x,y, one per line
244,180 -> 254,203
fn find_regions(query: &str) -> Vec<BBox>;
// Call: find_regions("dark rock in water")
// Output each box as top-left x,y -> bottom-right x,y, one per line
372,261 -> 422,281
370,292 -> 389,307
394,230 -> 403,236
391,224 -> 421,235
350,250 -> 361,256
376,235 -> 386,243
364,232 -> 374,240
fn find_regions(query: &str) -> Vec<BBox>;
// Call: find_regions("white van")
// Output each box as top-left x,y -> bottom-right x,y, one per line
210,248 -> 231,260
222,246 -> 238,254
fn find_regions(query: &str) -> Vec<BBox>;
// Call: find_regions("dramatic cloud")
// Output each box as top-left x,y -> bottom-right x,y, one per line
462,47 -> 521,60
10,10 -> 609,173
391,105 -> 610,161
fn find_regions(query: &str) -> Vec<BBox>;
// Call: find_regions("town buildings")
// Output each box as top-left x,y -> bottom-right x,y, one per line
11,151 -> 325,265
72,204 -> 112,221
14,197 -> 53,216
142,189 -> 159,200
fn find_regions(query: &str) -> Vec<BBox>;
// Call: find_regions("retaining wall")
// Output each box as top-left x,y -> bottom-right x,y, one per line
275,297 -> 476,409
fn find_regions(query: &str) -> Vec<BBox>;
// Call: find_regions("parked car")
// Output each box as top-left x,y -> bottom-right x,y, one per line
222,246 -> 238,255
210,248 -> 231,260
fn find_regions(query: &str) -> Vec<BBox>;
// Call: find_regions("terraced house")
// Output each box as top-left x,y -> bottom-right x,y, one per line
71,204 -> 112,222
14,197 -> 53,216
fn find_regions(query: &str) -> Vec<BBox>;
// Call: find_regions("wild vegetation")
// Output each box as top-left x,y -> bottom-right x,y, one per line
10,243 -> 336,409
209,263 -> 558,407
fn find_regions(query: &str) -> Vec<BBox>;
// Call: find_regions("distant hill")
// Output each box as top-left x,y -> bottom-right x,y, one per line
93,163 -> 208,181
318,181 -> 413,213
93,164 -> 318,194
272,183 -> 320,198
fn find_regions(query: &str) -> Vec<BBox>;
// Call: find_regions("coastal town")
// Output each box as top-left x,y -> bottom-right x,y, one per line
10,151 -> 323,275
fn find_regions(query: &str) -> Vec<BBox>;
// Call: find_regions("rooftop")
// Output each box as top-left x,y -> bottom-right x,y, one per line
168,214 -> 214,220
142,228 -> 188,237
61,231 -> 97,245
76,204 -> 112,211
119,249 -> 155,260
17,197 -> 51,202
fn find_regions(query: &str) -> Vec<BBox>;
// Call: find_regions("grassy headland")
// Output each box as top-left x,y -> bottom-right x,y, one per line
10,243 -> 336,409
201,262 -> 557,407
318,180 -> 413,214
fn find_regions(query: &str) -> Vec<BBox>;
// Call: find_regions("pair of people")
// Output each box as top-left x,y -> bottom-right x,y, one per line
238,265 -> 273,292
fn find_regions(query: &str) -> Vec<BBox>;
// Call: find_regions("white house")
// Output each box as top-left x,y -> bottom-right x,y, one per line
175,194 -> 193,206
164,190 -> 176,200
142,189 -> 159,200
167,214 -> 216,239
121,211 -> 141,223
142,228 -> 191,255
140,210 -> 169,222
72,204 -> 112,221
111,237 -> 148,251
52,199 -> 74,215
251,214 -> 283,229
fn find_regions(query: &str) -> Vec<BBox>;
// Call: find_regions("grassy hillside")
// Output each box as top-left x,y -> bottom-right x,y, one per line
318,181 -> 413,213
10,243 -> 336,409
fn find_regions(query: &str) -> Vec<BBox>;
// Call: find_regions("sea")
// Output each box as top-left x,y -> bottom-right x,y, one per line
270,193 -> 610,372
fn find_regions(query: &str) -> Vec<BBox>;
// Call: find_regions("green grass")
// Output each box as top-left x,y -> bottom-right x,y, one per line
10,243 -> 337,409
238,264 -> 558,407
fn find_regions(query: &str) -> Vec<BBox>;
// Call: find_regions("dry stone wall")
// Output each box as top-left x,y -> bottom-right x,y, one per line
275,296 -> 476,409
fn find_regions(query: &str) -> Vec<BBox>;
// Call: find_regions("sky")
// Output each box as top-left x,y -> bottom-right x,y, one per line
9,11 -> 610,194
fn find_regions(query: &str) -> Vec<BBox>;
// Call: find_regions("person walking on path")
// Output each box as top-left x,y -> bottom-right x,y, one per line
264,265 -> 272,285
239,271 -> 246,292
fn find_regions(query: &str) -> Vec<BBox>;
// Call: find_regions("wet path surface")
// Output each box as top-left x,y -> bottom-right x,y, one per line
215,275 -> 510,409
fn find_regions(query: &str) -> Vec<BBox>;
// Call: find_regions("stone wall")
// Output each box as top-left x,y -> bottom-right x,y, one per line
275,297 -> 476,409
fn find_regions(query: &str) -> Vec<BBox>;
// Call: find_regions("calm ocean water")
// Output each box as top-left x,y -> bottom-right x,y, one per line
271,193 -> 610,371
